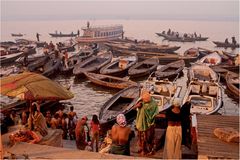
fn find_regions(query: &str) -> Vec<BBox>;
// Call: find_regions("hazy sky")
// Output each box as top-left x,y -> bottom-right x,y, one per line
1,0 -> 239,21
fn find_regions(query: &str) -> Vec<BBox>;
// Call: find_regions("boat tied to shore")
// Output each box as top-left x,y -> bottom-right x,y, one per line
99,85 -> 140,130
73,51 -> 112,76
84,72 -> 137,89
182,80 -> 223,115
188,64 -> 218,83
128,58 -> 159,78
155,60 -> 185,79
99,54 -> 138,76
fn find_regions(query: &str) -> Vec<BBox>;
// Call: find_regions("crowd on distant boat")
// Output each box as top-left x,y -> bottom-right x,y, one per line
162,28 -> 202,38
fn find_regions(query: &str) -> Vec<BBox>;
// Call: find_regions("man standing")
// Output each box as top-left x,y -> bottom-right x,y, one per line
133,90 -> 159,156
36,33 -> 40,42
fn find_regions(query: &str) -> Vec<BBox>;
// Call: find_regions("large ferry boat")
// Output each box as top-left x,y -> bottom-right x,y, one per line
76,22 -> 124,43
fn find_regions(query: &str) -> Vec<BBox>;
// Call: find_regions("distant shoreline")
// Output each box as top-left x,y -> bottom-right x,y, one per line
1,14 -> 239,23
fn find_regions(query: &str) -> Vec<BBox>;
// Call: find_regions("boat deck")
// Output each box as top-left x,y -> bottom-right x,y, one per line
196,115 -> 239,159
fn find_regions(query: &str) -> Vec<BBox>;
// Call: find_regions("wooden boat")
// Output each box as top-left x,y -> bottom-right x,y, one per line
106,42 -> 180,53
42,58 -> 61,77
225,72 -> 240,98
73,51 -> 112,76
128,58 -> 159,78
99,86 -> 140,130
49,32 -> 78,37
184,48 -> 200,58
11,33 -> 23,37
84,72 -> 137,89
212,41 -> 239,48
27,55 -> 50,72
142,76 -> 182,113
155,60 -> 185,79
60,50 -> 94,74
0,52 -> 24,65
198,52 -> 222,66
156,32 -> 208,42
99,55 -> 138,76
188,64 -> 218,82
182,80 -> 223,115
0,66 -> 22,77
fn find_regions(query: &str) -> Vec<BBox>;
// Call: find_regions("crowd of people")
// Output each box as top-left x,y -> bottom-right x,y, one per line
6,89 -> 192,158
162,28 -> 202,38
224,36 -> 237,45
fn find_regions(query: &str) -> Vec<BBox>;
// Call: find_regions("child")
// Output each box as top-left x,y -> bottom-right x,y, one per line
99,130 -> 112,154
90,115 -> 100,152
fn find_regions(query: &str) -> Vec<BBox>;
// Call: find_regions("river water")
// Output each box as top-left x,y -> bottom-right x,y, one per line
1,19 -> 239,118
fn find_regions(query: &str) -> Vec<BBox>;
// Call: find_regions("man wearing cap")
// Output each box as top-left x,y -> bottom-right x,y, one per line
75,116 -> 88,150
110,114 -> 133,156
163,98 -> 182,159
133,90 -> 158,156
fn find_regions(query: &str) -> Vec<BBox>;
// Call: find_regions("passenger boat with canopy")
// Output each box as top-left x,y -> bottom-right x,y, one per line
76,23 -> 124,43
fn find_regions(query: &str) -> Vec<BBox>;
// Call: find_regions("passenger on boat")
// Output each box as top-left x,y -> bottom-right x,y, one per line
90,114 -> 100,152
133,90 -> 159,156
75,116 -> 88,150
163,98 -> 182,159
194,32 -> 197,37
232,36 -> 237,45
36,33 -> 40,42
167,29 -> 171,35
110,114 -> 134,156
225,38 -> 229,44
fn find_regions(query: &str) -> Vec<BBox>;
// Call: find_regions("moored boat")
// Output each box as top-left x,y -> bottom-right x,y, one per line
0,52 -> 24,65
142,76 -> 182,113
225,72 -> 240,98
73,51 -> 112,76
42,58 -> 61,77
188,64 -> 218,82
155,60 -> 185,79
128,58 -> 159,78
198,52 -> 222,66
99,54 -> 138,76
84,72 -> 137,89
99,86 -> 140,130
182,80 -> 223,115
183,48 -> 200,58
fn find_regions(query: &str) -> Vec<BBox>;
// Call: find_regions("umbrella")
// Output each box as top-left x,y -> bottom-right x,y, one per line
0,72 -> 74,100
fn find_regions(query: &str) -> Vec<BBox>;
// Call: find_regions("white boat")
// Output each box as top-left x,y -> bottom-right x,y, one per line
188,64 -> 218,82
76,24 -> 123,43
142,76 -> 182,113
182,80 -> 223,115
198,52 -> 222,66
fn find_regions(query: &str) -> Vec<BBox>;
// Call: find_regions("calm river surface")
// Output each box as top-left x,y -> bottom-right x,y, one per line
1,19 -> 239,118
